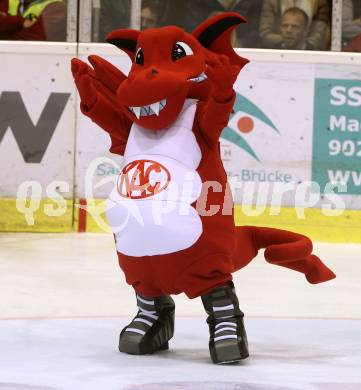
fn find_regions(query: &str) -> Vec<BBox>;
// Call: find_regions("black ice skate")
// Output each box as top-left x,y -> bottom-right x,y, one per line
118,293 -> 175,355
201,282 -> 249,364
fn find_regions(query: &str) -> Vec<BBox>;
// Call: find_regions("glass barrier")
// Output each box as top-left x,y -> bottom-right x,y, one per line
0,0 -> 69,42
0,0 -> 347,49
94,0 -> 131,42
89,0 -> 334,51
342,0 -> 361,52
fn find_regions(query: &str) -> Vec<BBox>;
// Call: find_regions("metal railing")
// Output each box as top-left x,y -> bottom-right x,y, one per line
66,0 -> 79,42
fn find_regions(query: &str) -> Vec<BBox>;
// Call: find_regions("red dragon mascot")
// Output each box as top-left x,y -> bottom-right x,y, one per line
71,13 -> 335,364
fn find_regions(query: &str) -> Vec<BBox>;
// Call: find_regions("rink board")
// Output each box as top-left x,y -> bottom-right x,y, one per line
0,42 -> 77,231
70,199 -> 361,243
0,43 -> 360,238
1,196 -> 360,241
0,198 -> 74,232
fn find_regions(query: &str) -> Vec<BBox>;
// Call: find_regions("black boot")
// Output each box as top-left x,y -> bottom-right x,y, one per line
201,282 -> 249,364
119,293 -> 175,355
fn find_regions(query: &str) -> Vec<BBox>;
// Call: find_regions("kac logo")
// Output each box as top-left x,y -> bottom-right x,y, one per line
117,159 -> 171,199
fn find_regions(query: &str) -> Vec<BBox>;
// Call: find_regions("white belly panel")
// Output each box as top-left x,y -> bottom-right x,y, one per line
106,100 -> 203,257
106,197 -> 202,256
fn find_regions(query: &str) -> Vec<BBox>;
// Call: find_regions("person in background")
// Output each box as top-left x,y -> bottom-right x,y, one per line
274,7 -> 310,49
184,0 -> 263,48
342,0 -> 361,49
0,0 -> 66,41
141,0 -> 161,30
259,0 -> 330,50
343,34 -> 361,52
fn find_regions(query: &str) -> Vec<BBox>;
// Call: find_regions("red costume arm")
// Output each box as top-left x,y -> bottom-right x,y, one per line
71,57 -> 131,156
197,92 -> 235,145
197,54 -> 239,145
81,92 -> 131,155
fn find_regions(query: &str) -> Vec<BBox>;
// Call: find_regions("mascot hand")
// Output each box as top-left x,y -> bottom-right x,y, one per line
205,54 -> 240,102
71,58 -> 97,111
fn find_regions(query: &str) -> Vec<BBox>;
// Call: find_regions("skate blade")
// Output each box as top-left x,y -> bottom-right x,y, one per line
159,341 -> 169,351
215,353 -> 249,365
119,340 -> 169,355
211,342 -> 249,364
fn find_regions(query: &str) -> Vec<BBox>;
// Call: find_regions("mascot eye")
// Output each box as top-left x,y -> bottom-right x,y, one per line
135,48 -> 144,65
172,41 -> 193,61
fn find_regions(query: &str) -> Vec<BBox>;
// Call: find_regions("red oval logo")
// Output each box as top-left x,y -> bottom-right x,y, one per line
117,159 -> 171,199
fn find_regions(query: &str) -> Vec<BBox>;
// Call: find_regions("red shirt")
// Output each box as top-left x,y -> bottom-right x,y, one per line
343,34 -> 361,52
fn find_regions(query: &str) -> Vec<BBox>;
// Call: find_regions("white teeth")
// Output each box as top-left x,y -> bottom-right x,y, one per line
133,106 -> 141,119
150,102 -> 160,116
129,98 -> 167,118
159,99 -> 166,109
188,72 -> 207,83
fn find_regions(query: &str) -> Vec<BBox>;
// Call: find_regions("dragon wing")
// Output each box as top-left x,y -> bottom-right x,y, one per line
192,12 -> 249,70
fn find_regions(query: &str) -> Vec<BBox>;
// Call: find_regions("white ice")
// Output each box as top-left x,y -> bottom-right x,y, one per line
0,233 -> 360,390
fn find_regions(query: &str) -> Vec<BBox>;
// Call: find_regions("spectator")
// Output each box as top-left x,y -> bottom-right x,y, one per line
259,0 -> 331,50
0,0 -> 67,41
343,34 -> 361,52
274,7 -> 310,49
342,0 -> 361,49
141,0 -> 161,30
184,0 -> 263,48
98,0 -> 130,42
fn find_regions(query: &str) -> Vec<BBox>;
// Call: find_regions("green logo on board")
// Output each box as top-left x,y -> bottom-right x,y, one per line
221,93 -> 279,161
312,79 -> 361,194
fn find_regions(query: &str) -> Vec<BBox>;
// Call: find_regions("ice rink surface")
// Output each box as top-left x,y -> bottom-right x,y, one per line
0,233 -> 360,390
